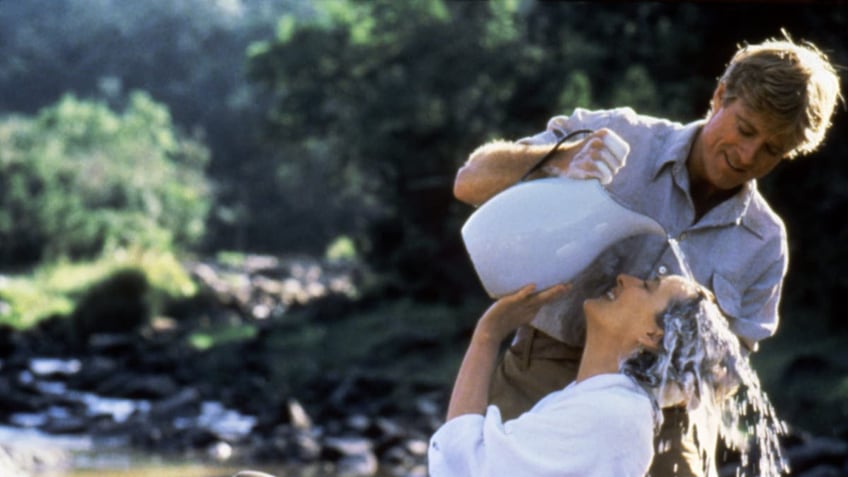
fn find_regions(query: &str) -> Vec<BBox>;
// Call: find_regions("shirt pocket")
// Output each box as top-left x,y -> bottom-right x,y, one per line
710,272 -> 742,320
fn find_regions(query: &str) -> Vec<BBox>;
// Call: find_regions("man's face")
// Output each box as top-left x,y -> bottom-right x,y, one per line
692,84 -> 791,191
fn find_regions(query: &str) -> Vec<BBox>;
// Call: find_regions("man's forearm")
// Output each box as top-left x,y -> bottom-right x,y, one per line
454,140 -> 576,206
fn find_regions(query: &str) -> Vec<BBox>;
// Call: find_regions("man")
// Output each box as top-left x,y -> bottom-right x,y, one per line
453,35 -> 841,476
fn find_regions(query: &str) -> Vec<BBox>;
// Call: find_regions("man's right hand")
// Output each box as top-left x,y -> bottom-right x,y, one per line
545,128 -> 630,185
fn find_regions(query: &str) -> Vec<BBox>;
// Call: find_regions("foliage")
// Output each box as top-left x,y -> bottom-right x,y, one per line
247,1 -> 848,314
324,235 -> 357,262
0,0 -> 320,253
260,298 -> 479,406
0,249 -> 197,329
244,1 -> 703,299
752,314 -> 848,436
0,93 -> 211,263
188,323 -> 258,351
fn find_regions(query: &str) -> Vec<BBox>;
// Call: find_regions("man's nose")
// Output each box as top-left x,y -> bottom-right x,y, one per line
738,139 -> 760,167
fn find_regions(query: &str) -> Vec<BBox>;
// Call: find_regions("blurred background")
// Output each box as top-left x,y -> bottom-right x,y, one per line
0,1 -> 846,476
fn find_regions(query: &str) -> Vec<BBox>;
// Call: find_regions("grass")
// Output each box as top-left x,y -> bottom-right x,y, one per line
0,248 -> 197,329
187,323 -> 258,351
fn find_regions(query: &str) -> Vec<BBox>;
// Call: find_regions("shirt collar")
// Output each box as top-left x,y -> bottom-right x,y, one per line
650,119 -> 703,181
651,119 -> 757,228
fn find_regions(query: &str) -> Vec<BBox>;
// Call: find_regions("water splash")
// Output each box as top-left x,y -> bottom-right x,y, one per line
667,236 -> 695,282
655,291 -> 788,476
663,235 -> 787,474
714,360 -> 789,476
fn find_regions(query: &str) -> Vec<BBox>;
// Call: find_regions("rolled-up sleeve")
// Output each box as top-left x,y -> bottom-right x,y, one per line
428,413 -> 487,476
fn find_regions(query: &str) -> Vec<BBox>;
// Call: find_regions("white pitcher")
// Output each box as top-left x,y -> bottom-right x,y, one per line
461,177 -> 666,297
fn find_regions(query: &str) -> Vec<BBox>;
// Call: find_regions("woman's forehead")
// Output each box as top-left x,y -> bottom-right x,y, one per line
658,275 -> 698,299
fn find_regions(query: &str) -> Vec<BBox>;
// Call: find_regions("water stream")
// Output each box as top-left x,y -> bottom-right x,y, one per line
664,235 -> 788,476
666,237 -> 695,282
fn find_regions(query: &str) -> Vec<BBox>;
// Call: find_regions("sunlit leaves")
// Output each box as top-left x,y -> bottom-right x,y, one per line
0,93 -> 211,263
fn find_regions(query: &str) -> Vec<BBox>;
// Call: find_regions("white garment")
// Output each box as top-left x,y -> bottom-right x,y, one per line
428,374 -> 656,477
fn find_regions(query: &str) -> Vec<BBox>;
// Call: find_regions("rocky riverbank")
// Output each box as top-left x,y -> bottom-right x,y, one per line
0,254 -> 443,476
1,254 -> 847,476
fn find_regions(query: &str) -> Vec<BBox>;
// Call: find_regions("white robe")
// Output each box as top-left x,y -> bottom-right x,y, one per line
428,373 -> 656,477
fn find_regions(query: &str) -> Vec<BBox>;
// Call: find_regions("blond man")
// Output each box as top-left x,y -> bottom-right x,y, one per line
453,34 -> 841,476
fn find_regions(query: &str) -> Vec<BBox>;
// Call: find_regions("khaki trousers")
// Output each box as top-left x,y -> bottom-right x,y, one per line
488,326 -> 711,477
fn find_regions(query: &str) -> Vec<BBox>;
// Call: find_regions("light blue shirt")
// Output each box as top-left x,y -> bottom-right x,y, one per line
521,107 -> 788,351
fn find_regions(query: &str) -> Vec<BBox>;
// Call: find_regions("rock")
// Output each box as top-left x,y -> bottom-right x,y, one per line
345,414 -> 371,433
414,397 -> 440,418
323,435 -> 380,475
69,356 -> 119,389
404,438 -> 428,457
88,333 -> 137,354
0,377 -> 45,413
233,470 -> 277,477
337,451 -> 379,477
207,441 -> 233,462
786,436 -> 848,473
150,387 -> 201,419
288,399 -> 313,430
40,415 -> 89,434
293,430 -> 322,461
797,465 -> 844,477
96,373 -> 179,399
323,436 -> 373,458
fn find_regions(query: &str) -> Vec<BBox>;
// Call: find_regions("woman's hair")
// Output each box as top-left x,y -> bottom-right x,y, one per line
716,32 -> 842,159
621,280 -> 787,471
621,286 -> 742,410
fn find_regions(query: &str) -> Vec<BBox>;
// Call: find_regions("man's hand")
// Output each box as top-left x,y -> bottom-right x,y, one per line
474,283 -> 571,345
546,128 -> 630,185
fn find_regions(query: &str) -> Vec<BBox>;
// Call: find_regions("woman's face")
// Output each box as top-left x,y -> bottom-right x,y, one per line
584,274 -> 696,349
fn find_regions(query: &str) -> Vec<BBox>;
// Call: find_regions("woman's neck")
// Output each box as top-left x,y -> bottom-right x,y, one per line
575,326 -> 631,382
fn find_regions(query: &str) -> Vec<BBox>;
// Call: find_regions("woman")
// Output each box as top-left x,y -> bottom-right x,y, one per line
428,274 -> 740,477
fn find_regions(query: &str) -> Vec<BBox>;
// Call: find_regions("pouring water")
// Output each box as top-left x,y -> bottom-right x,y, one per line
662,236 -> 788,476
667,236 -> 695,283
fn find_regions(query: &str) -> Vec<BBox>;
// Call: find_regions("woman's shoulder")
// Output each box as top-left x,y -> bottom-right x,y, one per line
540,374 -> 653,415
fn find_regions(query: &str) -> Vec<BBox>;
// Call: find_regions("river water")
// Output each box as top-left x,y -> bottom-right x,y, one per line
0,424 -> 410,477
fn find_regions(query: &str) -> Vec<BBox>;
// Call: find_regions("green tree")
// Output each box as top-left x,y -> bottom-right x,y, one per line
0,92 -> 211,264
247,0 -> 848,320
248,1 -> 547,299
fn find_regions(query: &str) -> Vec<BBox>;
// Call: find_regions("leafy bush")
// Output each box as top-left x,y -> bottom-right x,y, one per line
0,92 -> 211,264
0,248 -> 197,329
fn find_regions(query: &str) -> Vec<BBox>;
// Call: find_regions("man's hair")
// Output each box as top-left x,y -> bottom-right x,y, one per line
717,32 -> 842,159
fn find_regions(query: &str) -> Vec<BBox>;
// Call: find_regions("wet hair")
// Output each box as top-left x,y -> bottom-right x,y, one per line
622,279 -> 787,472
621,286 -> 742,411
715,31 -> 842,159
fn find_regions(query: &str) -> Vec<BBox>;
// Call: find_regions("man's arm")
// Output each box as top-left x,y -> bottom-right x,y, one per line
453,141 -> 571,207
454,129 -> 629,207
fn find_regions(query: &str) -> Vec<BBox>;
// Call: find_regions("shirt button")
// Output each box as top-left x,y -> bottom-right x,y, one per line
679,232 -> 688,240
658,265 -> 668,275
